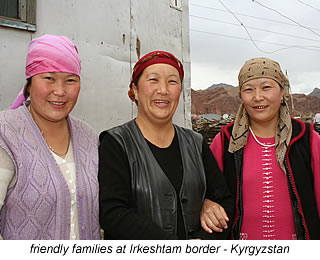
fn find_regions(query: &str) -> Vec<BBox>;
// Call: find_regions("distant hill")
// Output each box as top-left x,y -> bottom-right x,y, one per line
309,87 -> 320,99
289,94 -> 320,116
191,86 -> 240,116
208,83 -> 234,89
191,85 -> 320,117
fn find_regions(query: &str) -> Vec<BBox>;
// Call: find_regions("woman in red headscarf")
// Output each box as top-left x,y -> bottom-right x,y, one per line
98,51 -> 233,239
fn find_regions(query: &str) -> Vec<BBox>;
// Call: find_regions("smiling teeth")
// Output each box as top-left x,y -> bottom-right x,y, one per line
50,101 -> 65,105
154,101 -> 168,104
256,106 -> 265,109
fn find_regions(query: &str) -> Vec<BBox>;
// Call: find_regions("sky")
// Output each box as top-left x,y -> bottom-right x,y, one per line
189,0 -> 320,94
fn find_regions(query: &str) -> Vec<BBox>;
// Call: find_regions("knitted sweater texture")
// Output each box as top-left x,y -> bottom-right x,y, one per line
0,104 -> 99,239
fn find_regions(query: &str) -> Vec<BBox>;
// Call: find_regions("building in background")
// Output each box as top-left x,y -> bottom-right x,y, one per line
314,113 -> 320,124
0,0 -> 191,132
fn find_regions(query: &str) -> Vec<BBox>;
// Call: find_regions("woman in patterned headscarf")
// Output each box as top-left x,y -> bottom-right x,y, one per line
0,34 -> 100,239
202,57 -> 320,240
98,51 -> 233,240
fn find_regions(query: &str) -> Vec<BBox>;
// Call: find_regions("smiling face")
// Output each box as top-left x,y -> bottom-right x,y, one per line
241,78 -> 284,128
28,72 -> 80,125
133,63 -> 182,125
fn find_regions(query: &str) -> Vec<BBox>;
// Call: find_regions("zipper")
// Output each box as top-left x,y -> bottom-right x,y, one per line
284,156 -> 308,239
231,150 -> 243,239
231,173 -> 240,239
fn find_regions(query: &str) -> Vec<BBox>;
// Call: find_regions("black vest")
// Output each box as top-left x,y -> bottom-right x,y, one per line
108,120 -> 206,238
222,119 -> 320,240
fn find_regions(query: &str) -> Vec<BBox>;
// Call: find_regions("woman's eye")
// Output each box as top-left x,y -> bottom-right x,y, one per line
169,80 -> 178,85
45,77 -> 54,81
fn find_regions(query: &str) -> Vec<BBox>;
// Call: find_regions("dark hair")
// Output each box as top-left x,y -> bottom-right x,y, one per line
132,72 -> 143,105
134,72 -> 142,88
23,78 -> 32,99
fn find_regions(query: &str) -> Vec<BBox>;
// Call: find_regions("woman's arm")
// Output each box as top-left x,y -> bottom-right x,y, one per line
209,133 -> 223,172
0,146 -> 15,239
311,130 -> 320,217
199,139 -> 234,239
98,132 -> 176,240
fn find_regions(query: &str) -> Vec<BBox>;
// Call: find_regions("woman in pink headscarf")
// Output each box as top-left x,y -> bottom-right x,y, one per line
0,34 -> 100,239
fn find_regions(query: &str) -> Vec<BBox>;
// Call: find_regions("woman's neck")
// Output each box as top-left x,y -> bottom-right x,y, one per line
28,105 -> 68,135
135,116 -> 175,148
28,105 -> 70,157
250,119 -> 278,138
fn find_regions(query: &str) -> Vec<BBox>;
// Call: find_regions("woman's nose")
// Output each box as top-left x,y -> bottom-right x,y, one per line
157,80 -> 168,95
52,81 -> 66,96
253,89 -> 263,101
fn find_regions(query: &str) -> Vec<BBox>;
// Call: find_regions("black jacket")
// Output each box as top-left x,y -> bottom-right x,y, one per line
99,120 -> 234,239
108,120 -> 206,238
221,118 -> 320,239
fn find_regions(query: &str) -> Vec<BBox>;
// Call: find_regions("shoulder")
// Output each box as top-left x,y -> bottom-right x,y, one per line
0,108 -> 11,118
220,121 -> 234,141
69,115 -> 96,133
175,125 -> 202,139
0,107 -> 26,139
98,129 -> 128,160
68,115 -> 98,143
291,118 -> 314,133
174,125 -> 205,154
210,132 -> 222,149
99,129 -> 118,146
0,107 -> 16,116
0,106 -> 24,123
291,118 -> 307,129
311,130 -> 320,157
99,120 -> 133,144
291,118 -> 312,142
312,130 -> 320,141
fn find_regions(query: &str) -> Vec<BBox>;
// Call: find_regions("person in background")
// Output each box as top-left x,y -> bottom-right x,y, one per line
0,34 -> 100,239
98,50 -> 233,240
202,57 -> 320,239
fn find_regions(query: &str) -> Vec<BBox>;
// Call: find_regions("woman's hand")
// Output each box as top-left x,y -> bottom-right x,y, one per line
200,199 -> 229,233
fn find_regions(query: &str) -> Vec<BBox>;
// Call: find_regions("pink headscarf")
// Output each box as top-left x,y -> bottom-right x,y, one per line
10,34 -> 81,109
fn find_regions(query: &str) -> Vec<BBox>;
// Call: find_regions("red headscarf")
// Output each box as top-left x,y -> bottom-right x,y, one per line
128,51 -> 184,102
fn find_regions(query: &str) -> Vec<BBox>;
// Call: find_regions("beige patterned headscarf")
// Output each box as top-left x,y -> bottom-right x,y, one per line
228,57 -> 292,173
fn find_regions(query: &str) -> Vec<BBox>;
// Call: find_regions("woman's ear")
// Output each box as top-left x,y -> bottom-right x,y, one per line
132,83 -> 138,102
239,90 -> 243,103
280,87 -> 285,103
24,78 -> 32,99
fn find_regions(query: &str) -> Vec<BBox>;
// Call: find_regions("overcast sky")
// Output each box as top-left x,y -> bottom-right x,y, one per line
189,0 -> 320,94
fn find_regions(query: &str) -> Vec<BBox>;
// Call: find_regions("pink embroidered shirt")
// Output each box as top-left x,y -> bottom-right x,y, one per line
210,130 -> 320,240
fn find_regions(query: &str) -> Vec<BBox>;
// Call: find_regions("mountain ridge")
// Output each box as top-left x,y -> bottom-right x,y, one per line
191,84 -> 320,117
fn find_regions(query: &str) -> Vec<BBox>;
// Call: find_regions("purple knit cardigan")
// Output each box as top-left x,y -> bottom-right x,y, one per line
0,104 -> 100,239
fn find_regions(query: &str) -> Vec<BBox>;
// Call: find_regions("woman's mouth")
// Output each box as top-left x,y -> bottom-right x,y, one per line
153,100 -> 169,106
49,101 -> 66,108
254,105 -> 267,110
